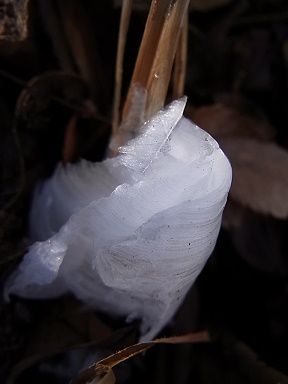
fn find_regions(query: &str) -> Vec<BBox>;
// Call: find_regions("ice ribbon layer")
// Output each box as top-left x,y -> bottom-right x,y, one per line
5,98 -> 232,340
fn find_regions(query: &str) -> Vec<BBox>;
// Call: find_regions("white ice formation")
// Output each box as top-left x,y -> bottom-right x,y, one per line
5,98 -> 232,340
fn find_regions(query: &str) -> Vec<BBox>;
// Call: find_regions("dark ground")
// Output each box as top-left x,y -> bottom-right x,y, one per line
1,0 -> 288,383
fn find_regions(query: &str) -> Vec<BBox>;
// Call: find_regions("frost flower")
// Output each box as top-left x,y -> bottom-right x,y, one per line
5,98 -> 232,340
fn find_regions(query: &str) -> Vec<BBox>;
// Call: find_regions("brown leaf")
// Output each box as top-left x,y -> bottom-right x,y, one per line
221,138 -> 288,219
0,0 -> 29,41
187,102 -> 274,141
222,199 -> 247,229
223,202 -> 288,275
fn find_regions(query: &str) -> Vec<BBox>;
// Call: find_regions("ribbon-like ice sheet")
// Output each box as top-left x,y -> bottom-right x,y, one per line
5,98 -> 232,341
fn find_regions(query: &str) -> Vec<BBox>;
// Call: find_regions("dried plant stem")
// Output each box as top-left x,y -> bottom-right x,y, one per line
72,331 -> 210,384
122,0 -> 190,123
112,0 -> 133,136
172,11 -> 188,98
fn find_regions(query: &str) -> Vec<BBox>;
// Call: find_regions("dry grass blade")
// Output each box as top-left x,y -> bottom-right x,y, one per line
172,11 -> 188,98
122,0 -> 190,123
112,0 -> 133,136
110,0 -> 190,154
72,331 -> 210,384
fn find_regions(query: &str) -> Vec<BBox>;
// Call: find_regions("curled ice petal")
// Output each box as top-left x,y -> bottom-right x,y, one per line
118,96 -> 186,173
5,98 -> 232,340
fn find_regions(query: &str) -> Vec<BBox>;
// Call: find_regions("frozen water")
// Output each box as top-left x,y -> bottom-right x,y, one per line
5,98 -> 232,340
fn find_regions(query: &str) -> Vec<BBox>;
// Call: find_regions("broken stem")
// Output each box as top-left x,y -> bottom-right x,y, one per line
109,0 -> 190,155
123,0 -> 190,123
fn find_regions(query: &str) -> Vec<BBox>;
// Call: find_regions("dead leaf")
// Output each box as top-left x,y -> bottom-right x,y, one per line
221,138 -> 288,219
223,203 -> 288,275
187,101 -> 274,141
222,200 -> 246,229
0,0 -> 29,41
